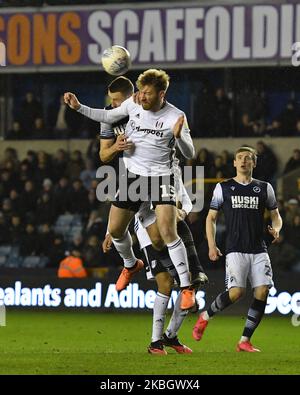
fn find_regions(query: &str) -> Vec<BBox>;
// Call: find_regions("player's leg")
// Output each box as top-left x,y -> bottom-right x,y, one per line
176,219 -> 208,289
145,220 -> 165,251
109,204 -> 143,291
147,218 -> 208,290
145,244 -> 180,283
192,287 -> 246,341
237,253 -> 273,352
138,199 -> 208,291
151,174 -> 195,309
147,216 -> 208,289
141,244 -> 172,354
108,204 -> 136,262
145,221 -> 180,282
162,292 -> 192,354
193,252 -> 248,341
152,271 -> 173,344
242,285 -> 269,342
155,203 -> 195,310
142,243 -> 192,354
148,271 -> 173,355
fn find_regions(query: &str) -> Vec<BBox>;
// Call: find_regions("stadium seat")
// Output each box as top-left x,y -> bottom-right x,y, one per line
39,257 -> 50,268
56,214 -> 75,226
9,246 -> 20,258
70,225 -> 83,235
0,256 -> 7,266
0,245 -> 12,256
6,256 -> 22,268
54,225 -> 70,236
22,256 -> 41,268
65,226 -> 83,243
71,215 -> 82,226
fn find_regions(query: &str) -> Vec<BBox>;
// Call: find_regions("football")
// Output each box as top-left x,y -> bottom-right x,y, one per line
101,45 -> 131,76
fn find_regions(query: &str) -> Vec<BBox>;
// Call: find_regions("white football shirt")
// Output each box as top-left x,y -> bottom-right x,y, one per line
78,97 -> 194,176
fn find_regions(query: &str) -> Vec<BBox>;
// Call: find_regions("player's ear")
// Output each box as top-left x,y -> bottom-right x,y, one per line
159,90 -> 165,100
233,158 -> 237,168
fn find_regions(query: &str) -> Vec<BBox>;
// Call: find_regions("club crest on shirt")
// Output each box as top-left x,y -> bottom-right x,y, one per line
151,260 -> 157,269
253,186 -> 261,193
155,120 -> 164,129
129,120 -> 136,130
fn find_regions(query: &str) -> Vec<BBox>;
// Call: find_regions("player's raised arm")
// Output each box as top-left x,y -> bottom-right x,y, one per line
173,115 -> 195,159
64,92 -> 131,124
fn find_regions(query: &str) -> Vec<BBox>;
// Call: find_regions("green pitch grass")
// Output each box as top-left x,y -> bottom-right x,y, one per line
0,310 -> 299,375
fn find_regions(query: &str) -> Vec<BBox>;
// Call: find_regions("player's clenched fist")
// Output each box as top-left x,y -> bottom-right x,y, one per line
64,92 -> 81,110
267,225 -> 280,243
114,134 -> 134,152
208,246 -> 223,261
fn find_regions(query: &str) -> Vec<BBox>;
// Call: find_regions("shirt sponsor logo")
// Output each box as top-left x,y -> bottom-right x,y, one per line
135,126 -> 163,138
231,195 -> 259,209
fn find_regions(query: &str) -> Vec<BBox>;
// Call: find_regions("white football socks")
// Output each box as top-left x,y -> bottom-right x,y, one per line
202,311 -> 210,321
240,336 -> 249,343
112,231 -> 137,268
167,238 -> 190,288
165,293 -> 188,339
152,292 -> 170,342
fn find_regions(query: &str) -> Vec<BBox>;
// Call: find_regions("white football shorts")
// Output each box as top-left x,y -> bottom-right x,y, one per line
225,252 -> 274,289
136,201 -> 156,229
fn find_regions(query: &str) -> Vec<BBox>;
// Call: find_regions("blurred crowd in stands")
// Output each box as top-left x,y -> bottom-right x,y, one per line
0,141 -> 300,275
8,93 -> 97,140
7,89 -> 300,140
0,145 -> 119,274
194,87 -> 300,138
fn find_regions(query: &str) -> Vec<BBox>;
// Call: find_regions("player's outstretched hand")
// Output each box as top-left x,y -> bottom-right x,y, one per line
208,246 -> 223,261
114,134 -> 134,152
102,234 -> 113,253
64,92 -> 81,110
172,115 -> 184,138
268,225 -> 280,243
